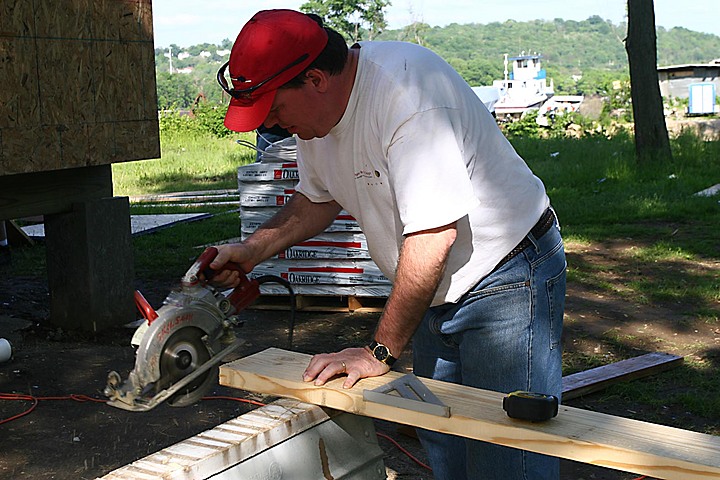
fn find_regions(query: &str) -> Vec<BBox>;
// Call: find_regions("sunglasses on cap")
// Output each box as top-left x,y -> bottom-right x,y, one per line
216,54 -> 309,103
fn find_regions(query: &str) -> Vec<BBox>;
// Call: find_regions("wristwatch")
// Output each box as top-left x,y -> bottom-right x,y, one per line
368,340 -> 397,366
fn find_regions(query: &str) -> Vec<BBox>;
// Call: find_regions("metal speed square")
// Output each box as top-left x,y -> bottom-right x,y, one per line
363,373 -> 451,417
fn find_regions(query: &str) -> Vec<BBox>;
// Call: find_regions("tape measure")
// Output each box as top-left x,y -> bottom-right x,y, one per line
502,391 -> 559,422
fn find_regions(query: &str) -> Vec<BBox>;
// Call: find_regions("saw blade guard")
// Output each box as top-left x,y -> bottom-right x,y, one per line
104,247 -> 291,411
105,295 -> 231,411
130,302 -> 226,390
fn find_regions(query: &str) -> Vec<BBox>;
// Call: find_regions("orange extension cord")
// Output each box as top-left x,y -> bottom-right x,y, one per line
0,392 -> 652,479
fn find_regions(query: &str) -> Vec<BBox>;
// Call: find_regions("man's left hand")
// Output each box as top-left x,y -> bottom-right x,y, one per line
303,347 -> 390,389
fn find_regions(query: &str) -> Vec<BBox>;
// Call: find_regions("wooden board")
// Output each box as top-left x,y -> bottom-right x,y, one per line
20,213 -> 212,238
0,165 -> 113,220
220,348 -> 720,480
129,189 -> 240,204
5,220 -> 34,246
562,352 -> 684,400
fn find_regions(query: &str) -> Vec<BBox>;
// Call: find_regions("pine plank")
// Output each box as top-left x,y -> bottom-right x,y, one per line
220,347 -> 720,480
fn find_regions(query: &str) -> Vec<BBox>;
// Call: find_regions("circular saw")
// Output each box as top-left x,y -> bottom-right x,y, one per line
104,247 -> 260,412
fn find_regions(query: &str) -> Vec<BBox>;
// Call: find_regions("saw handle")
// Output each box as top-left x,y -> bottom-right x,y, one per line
184,247 -> 261,313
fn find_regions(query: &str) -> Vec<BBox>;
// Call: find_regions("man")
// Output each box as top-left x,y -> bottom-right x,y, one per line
213,9 -> 566,480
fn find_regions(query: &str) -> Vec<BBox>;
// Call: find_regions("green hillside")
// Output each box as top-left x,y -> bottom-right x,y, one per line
378,16 -> 720,93
155,16 -> 720,107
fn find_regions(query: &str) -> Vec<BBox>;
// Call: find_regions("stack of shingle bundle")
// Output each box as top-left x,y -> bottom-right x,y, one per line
237,138 -> 391,299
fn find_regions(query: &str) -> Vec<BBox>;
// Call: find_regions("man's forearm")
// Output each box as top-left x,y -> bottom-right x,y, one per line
373,223 -> 457,359
243,193 -> 341,266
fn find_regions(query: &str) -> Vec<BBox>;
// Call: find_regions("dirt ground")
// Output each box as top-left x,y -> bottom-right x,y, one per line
0,238 -> 718,480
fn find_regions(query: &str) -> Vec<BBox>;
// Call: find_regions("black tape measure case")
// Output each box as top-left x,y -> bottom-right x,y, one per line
503,391 -> 559,422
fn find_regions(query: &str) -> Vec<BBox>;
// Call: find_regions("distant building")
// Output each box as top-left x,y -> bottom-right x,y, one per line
178,51 -> 191,60
216,49 -> 231,56
657,60 -> 720,99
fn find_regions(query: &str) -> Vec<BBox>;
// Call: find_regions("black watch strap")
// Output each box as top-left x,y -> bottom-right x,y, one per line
368,340 -> 397,366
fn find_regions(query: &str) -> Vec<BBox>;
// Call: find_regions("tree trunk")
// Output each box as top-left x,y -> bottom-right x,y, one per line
625,0 -> 672,162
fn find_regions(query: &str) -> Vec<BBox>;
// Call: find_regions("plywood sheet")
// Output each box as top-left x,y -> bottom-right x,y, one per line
0,38 -> 41,129
0,0 -> 159,176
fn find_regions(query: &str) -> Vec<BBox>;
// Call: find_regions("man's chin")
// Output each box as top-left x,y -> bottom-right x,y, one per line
296,130 -> 330,141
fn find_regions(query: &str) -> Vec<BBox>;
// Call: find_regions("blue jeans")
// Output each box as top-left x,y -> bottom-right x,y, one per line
413,218 -> 566,480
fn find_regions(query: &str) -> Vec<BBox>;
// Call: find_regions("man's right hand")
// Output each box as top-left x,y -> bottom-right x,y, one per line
205,194 -> 341,288
206,243 -> 255,288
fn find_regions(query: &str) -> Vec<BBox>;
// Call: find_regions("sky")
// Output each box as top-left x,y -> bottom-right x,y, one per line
152,0 -> 720,49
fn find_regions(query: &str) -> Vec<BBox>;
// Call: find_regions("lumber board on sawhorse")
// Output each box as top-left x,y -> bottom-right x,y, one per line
220,347 -> 720,480
97,398 -> 384,480
97,399 -> 327,480
562,351 -> 684,400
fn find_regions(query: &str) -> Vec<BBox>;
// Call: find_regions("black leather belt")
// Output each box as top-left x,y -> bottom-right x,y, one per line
493,208 -> 556,271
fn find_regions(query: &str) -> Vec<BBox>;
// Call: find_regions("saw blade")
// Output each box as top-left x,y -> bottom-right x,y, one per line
158,327 -> 217,407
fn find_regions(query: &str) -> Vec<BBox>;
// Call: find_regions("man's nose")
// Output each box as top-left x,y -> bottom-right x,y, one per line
263,112 -> 278,129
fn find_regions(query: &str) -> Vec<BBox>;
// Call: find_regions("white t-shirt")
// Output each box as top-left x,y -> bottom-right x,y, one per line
296,41 -> 549,305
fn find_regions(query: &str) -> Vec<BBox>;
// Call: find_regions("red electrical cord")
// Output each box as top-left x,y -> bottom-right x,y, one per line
0,392 -> 267,426
0,393 -> 106,425
376,431 -> 432,471
200,395 -> 267,407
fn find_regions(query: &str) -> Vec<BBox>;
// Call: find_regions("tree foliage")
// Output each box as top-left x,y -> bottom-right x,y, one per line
299,0 -> 391,42
155,72 -> 196,109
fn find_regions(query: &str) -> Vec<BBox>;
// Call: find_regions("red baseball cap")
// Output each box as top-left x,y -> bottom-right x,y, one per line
221,10 -> 329,132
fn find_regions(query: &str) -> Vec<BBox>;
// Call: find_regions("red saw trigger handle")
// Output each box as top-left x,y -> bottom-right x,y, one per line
184,247 -> 260,313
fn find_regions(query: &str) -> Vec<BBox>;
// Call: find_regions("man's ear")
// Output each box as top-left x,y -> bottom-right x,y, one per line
305,68 -> 328,92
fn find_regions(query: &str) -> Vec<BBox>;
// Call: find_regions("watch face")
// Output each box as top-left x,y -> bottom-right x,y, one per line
374,344 -> 389,362
370,341 -> 396,366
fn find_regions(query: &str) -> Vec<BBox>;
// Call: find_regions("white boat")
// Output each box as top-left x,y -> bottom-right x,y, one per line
492,53 -> 555,118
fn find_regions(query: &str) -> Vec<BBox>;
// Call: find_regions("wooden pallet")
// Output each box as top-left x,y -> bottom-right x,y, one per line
250,294 -> 387,313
